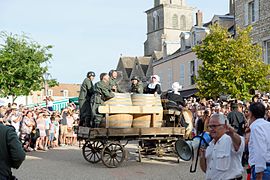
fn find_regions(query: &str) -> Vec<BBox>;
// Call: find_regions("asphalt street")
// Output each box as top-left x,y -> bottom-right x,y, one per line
13,142 -> 205,180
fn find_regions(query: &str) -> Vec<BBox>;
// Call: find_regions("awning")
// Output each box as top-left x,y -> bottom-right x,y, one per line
180,88 -> 198,98
69,97 -> 79,105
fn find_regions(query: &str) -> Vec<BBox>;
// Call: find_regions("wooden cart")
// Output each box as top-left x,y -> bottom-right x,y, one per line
77,126 -> 185,168
77,94 -> 186,168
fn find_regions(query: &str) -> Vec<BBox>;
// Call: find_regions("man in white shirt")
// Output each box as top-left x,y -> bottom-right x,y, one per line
248,102 -> 270,180
199,114 -> 244,180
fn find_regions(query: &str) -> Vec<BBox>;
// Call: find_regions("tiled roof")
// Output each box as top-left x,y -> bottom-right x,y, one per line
49,83 -> 80,97
120,57 -> 136,68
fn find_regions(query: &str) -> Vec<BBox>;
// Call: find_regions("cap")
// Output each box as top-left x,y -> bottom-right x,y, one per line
131,76 -> 140,81
151,75 -> 160,82
172,82 -> 182,90
87,71 -> 95,77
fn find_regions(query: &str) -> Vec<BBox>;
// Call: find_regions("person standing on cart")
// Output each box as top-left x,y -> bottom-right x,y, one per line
78,71 -> 95,126
109,69 -> 124,93
130,76 -> 143,94
166,82 -> 185,110
144,75 -> 161,95
91,73 -> 115,128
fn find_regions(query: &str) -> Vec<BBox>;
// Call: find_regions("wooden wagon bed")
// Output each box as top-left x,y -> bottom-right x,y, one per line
78,126 -> 185,139
77,126 -> 185,168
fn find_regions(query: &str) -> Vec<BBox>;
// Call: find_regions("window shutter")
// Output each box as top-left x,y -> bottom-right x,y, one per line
194,59 -> 198,76
254,0 -> 259,22
188,61 -> 191,85
244,3 -> 249,26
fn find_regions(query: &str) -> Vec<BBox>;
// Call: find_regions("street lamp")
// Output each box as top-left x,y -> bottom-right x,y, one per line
44,72 -> 51,97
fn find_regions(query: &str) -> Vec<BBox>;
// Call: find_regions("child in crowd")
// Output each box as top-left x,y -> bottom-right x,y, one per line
49,116 -> 56,148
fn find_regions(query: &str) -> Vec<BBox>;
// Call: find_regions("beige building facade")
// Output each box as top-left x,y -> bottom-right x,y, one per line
235,0 -> 270,64
153,7 -> 234,93
153,49 -> 199,91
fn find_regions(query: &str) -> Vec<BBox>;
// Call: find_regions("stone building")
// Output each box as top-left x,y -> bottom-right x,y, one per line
116,0 -> 194,92
153,11 -> 209,96
144,0 -> 194,56
235,0 -> 270,64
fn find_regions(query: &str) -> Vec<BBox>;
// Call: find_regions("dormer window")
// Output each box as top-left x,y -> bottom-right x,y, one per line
63,90 -> 69,97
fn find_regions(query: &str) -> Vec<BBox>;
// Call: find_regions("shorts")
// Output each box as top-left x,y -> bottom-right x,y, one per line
39,130 -> 46,137
45,129 -> 50,137
49,133 -> 55,141
60,125 -> 68,135
251,164 -> 270,180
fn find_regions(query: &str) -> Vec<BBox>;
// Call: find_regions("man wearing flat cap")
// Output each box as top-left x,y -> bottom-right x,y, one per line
130,76 -> 143,94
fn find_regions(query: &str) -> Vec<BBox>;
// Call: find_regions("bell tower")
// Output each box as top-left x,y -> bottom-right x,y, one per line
144,0 -> 194,56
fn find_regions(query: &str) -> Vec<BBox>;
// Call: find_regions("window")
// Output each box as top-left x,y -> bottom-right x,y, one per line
180,15 -> 186,30
172,14 -> 178,28
47,89 -> 53,96
190,61 -> 195,85
153,11 -> 159,31
248,1 -> 255,24
179,64 -> 185,87
192,32 -> 196,46
264,40 -> 270,64
63,90 -> 69,97
154,0 -> 160,6
245,0 -> 259,25
181,37 -> 186,51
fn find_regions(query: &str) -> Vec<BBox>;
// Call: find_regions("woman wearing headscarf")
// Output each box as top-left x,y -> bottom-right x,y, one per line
144,75 -> 161,95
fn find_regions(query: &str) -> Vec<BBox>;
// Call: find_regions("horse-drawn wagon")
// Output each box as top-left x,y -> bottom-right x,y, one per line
77,93 -> 192,168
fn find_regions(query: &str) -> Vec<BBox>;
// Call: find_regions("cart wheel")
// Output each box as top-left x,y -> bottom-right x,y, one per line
101,142 -> 125,168
82,141 -> 104,163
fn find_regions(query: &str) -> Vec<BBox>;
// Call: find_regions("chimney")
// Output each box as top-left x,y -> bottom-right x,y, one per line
229,0 -> 235,16
196,10 -> 203,27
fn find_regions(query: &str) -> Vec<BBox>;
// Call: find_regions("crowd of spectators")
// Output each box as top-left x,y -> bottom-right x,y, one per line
0,102 -> 79,152
183,93 -> 270,136
179,92 -> 270,175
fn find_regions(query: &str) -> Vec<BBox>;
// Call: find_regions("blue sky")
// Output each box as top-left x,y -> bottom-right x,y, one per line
0,0 -> 228,83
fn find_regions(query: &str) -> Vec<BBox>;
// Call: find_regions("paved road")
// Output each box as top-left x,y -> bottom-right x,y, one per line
13,142 -> 205,180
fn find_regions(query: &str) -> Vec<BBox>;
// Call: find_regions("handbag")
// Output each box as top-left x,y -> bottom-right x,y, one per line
31,129 -> 40,139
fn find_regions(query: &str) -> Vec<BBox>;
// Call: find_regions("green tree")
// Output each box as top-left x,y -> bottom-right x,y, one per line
47,79 -> 59,88
193,25 -> 270,100
0,32 -> 57,101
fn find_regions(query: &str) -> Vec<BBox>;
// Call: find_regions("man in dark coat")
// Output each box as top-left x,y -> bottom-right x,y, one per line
0,123 -> 25,179
227,103 -> 246,136
130,76 -> 143,94
79,71 -> 95,126
91,73 -> 115,127
109,70 -> 124,93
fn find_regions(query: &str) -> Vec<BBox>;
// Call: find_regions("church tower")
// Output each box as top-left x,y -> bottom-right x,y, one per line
144,0 -> 194,56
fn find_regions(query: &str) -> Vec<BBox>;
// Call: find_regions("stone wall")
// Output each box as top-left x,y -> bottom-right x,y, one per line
235,0 -> 270,44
